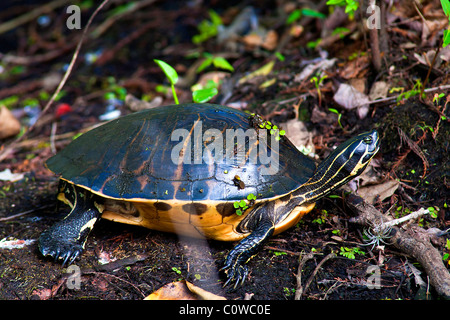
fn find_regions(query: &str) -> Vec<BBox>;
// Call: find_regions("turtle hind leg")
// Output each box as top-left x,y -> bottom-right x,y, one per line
221,203 -> 275,288
39,184 -> 103,265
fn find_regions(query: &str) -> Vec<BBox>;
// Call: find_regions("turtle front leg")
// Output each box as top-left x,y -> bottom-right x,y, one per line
39,184 -> 103,265
221,203 -> 275,287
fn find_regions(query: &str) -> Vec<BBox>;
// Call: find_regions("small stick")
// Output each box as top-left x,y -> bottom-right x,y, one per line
295,252 -> 336,300
295,252 -> 314,300
382,208 -> 429,228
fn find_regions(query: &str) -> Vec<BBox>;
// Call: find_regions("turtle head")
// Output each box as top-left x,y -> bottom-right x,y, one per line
333,129 -> 379,179
300,130 -> 379,201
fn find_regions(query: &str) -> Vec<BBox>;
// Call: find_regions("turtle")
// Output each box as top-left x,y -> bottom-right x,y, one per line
39,103 -> 379,286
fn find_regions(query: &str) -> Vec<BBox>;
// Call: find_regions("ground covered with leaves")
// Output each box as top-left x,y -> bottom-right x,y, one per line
0,0 -> 449,300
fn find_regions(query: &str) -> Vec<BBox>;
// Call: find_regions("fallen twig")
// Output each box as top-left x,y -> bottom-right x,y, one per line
0,205 -> 54,222
356,84 -> 450,108
295,252 -> 314,300
368,1 -> 382,72
382,208 -> 429,228
347,193 -> 450,298
91,0 -> 157,38
295,252 -> 337,300
0,0 -> 71,35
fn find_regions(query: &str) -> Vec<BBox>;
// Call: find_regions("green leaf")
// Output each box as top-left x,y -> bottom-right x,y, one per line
331,27 -> 350,38
441,0 -> 450,17
286,9 -> 301,24
154,59 -> 178,85
192,88 -> 218,103
171,267 -> 182,274
345,1 -> 359,13
328,108 -> 339,114
443,29 -> 450,48
274,51 -> 285,61
208,9 -> 223,27
306,39 -> 321,49
301,8 -> 326,19
247,193 -> 256,201
326,0 -> 345,5
212,57 -> 234,72
196,58 -> 213,73
72,132 -> 83,140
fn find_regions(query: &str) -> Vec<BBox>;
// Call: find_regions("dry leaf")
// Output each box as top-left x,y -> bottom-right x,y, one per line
339,54 -> 370,79
283,119 -> 315,154
242,29 -> 278,50
369,81 -> 389,101
333,83 -> 370,118
261,30 -> 278,50
357,180 -> 400,204
0,106 -> 21,139
125,94 -> 162,112
294,58 -> 336,83
145,280 -> 226,300
0,168 -> 25,182
242,33 -> 263,47
238,60 -> 274,84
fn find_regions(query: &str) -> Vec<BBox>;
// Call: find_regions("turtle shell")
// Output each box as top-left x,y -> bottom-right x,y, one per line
46,103 -> 317,240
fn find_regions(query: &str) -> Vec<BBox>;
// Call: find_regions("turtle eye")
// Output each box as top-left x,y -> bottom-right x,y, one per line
363,136 -> 373,144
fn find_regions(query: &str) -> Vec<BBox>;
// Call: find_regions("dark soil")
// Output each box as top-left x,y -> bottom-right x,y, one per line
0,0 -> 449,300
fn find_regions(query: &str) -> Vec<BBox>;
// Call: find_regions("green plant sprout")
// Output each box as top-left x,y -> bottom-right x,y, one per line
310,74 -> 328,106
192,9 -> 223,44
171,267 -> 182,275
286,8 -> 326,25
326,0 -> 359,19
192,86 -> 218,103
396,79 -> 425,103
339,246 -> 365,259
155,56 -> 228,104
312,209 -> 328,224
283,287 -> 296,297
328,108 -> 343,129
331,27 -> 350,39
103,81 -> 127,102
154,59 -> 179,104
443,239 -> 450,265
191,53 -> 234,103
427,206 -> 439,219
233,193 -> 257,216
433,92 -> 446,105
258,120 -> 286,141
196,53 -> 234,73
306,38 -> 321,49
441,0 -> 450,47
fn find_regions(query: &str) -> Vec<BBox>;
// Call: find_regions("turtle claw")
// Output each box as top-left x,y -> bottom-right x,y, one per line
59,248 -> 81,266
222,264 -> 248,288
220,256 -> 249,288
39,227 -> 83,266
